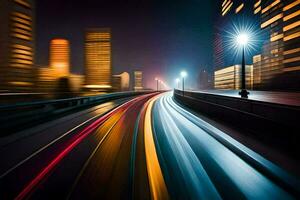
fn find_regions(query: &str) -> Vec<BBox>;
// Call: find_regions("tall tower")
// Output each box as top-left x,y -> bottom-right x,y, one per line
134,71 -> 143,91
253,0 -> 300,90
50,38 -> 70,78
0,0 -> 35,92
84,28 -> 112,91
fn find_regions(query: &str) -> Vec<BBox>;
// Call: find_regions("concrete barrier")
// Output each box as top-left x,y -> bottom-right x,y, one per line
173,89 -> 299,156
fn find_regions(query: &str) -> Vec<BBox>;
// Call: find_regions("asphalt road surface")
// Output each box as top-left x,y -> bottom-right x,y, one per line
0,92 -> 298,200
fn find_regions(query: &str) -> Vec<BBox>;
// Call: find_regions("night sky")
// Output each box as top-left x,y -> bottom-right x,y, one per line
36,0 -> 217,89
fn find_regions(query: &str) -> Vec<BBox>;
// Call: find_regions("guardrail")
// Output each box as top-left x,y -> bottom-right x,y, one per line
0,91 -> 153,135
173,89 -> 300,157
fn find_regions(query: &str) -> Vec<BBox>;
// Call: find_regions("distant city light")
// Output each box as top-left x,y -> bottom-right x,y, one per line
180,71 -> 187,78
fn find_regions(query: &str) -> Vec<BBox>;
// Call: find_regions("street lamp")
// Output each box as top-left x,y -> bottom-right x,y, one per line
175,78 -> 180,89
180,71 -> 187,96
155,78 -> 159,91
236,33 -> 250,98
158,80 -> 161,91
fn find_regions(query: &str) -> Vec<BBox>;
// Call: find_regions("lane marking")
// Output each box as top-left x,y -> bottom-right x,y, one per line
144,95 -> 169,200
66,95 -> 150,199
0,103 -> 115,179
14,95 -> 151,200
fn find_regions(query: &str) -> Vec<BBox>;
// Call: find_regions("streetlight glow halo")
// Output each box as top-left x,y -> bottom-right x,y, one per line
180,71 -> 187,78
236,33 -> 249,46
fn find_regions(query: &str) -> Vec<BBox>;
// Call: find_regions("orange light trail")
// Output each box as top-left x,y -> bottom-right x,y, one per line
14,94 -> 150,200
144,95 -> 169,200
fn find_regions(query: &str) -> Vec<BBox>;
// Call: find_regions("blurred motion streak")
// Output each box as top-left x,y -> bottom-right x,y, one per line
14,95 -> 146,200
144,95 -> 169,200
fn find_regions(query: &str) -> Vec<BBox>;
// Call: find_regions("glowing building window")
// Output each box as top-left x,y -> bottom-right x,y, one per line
283,21 -> 300,32
283,66 -> 300,72
283,56 -> 300,64
11,16 -> 31,26
12,44 -> 32,51
261,14 -> 283,28
261,0 -> 281,14
254,0 -> 261,9
12,12 -> 31,21
14,0 -> 31,8
222,2 -> 233,16
254,6 -> 261,14
283,10 -> 300,21
283,0 -> 300,11
270,33 -> 283,42
235,3 -> 244,14
11,33 -> 31,41
283,48 -> 300,55
283,31 -> 300,41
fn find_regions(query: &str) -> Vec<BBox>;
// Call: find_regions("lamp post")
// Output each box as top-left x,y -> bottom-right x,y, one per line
236,33 -> 250,98
155,78 -> 159,91
180,71 -> 187,96
158,80 -> 161,91
175,78 -> 180,89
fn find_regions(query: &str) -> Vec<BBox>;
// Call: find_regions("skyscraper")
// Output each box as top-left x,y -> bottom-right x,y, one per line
50,38 -> 70,78
134,71 -> 143,91
253,0 -> 300,90
84,28 -> 112,91
0,0 -> 35,92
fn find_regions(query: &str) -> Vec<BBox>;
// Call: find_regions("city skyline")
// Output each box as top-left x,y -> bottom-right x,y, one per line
0,1 -> 299,199
35,0 -> 216,89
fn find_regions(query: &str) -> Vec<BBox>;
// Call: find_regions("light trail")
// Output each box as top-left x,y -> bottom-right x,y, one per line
14,94 -> 151,200
0,102 -> 116,179
144,95 -> 169,200
150,92 -> 296,199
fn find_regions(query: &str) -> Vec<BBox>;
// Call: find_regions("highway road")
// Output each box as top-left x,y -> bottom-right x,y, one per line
0,92 -> 299,199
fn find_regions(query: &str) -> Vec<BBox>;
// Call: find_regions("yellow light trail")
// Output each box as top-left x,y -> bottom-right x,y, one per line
144,95 -> 169,200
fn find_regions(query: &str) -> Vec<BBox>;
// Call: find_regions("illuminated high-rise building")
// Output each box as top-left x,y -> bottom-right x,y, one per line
253,0 -> 300,90
112,72 -> 130,92
134,71 -> 143,91
214,65 -> 253,90
50,39 -> 70,78
0,0 -> 35,92
84,28 -> 112,91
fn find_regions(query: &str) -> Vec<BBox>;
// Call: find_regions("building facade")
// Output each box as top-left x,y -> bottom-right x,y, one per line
84,28 -> 112,91
50,38 -> 70,78
214,64 -> 253,90
36,66 -> 56,94
253,0 -> 300,90
134,71 -> 143,91
112,72 -> 130,92
0,0 -> 35,92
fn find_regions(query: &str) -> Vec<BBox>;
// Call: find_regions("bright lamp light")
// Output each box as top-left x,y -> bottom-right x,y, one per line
180,71 -> 187,78
236,33 -> 249,46
175,78 -> 180,83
